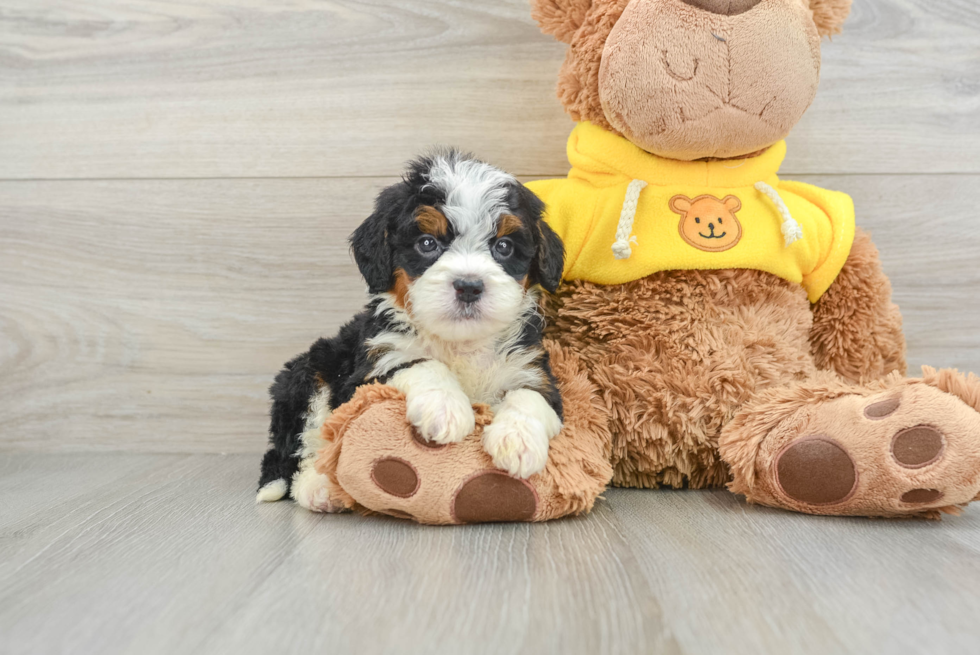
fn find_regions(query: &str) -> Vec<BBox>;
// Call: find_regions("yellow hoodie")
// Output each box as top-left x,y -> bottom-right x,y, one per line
527,122 -> 855,302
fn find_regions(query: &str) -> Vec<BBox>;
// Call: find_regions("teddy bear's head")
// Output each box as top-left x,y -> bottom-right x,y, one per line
532,0 -> 851,160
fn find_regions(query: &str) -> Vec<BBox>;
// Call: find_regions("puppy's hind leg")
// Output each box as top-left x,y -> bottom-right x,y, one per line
257,343 -> 343,511
290,385 -> 346,513
256,448 -> 295,503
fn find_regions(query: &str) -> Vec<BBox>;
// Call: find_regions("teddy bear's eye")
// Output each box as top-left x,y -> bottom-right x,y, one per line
695,217 -> 700,224
718,217 -> 723,224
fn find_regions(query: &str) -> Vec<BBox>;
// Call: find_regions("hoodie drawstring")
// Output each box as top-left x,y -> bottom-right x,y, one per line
755,181 -> 803,246
611,179 -> 647,260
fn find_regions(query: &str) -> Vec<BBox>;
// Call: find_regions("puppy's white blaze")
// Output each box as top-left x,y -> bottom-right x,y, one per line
484,389 -> 563,479
426,155 -> 514,253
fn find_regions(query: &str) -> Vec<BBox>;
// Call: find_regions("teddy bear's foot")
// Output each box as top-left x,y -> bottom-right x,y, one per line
313,344 -> 614,524
720,368 -> 980,518
326,390 -> 540,524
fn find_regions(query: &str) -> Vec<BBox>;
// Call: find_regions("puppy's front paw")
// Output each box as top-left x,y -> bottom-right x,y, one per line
482,409 -> 553,479
406,388 -> 475,445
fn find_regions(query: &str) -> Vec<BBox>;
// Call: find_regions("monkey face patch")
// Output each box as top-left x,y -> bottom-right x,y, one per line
669,194 -> 743,253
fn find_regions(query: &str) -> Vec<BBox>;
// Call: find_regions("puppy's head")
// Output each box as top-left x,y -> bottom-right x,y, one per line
350,151 -> 564,342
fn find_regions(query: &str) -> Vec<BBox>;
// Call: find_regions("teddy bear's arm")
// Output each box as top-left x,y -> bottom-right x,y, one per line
809,228 -> 907,384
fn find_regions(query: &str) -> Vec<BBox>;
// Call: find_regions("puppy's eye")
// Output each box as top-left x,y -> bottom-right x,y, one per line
493,238 -> 514,259
416,235 -> 440,255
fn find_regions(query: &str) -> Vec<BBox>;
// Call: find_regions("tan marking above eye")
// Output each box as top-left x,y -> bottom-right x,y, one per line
415,205 -> 448,237
497,214 -> 524,238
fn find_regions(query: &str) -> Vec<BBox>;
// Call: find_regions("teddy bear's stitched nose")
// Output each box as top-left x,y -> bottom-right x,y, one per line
678,0 -> 762,16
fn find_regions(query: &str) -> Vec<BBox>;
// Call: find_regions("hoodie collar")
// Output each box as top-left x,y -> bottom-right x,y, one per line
567,122 -> 786,189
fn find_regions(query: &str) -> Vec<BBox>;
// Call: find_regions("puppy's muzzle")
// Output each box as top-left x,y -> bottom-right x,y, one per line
453,279 -> 484,305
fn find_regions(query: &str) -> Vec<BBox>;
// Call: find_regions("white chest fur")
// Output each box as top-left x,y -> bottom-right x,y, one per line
368,323 -> 544,406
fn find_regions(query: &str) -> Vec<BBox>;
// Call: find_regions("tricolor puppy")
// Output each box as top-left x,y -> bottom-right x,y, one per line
257,152 -> 566,511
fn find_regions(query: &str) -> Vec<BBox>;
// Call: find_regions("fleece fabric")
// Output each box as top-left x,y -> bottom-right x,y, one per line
527,122 -> 856,302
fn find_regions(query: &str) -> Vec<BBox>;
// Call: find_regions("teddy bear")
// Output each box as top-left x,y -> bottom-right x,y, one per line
311,0 -> 980,523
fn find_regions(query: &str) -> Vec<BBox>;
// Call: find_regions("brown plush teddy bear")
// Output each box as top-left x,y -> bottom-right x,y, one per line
313,0 -> 980,523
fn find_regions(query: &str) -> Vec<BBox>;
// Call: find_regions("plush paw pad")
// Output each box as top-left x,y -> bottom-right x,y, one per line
451,471 -> 537,523
370,457 -> 420,498
406,388 -> 475,445
775,436 -> 857,506
890,426 -> 944,468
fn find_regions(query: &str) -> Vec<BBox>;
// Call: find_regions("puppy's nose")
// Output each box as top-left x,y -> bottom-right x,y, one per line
453,279 -> 484,304
678,0 -> 762,16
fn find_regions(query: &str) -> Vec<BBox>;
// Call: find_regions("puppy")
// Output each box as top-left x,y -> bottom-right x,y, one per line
256,151 -> 566,511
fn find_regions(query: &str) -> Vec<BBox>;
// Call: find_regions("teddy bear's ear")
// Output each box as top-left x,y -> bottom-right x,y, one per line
808,0 -> 852,37
530,0 -> 593,44
669,195 -> 692,215
722,195 -> 742,213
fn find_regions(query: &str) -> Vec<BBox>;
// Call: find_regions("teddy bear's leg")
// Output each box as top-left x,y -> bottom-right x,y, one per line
720,368 -> 980,518
313,343 -> 613,524
810,228 -> 907,384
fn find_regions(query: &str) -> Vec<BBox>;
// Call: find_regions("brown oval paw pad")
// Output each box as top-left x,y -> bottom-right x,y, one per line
864,396 -> 901,419
891,426 -> 945,469
901,489 -> 944,504
775,437 -> 857,506
451,471 -> 537,524
371,458 -> 420,498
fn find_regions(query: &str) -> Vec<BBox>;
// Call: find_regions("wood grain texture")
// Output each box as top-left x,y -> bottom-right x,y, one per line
2,452 -> 980,655
613,487 -> 980,654
0,453 -> 676,655
1,0 -> 979,179
1,175 -> 978,453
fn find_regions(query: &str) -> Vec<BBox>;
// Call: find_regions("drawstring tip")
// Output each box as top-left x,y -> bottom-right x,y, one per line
782,221 -> 803,246
611,241 -> 632,260
611,179 -> 648,261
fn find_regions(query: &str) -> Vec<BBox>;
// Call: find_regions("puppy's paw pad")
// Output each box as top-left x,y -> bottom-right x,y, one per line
483,413 -> 550,479
406,389 -> 475,445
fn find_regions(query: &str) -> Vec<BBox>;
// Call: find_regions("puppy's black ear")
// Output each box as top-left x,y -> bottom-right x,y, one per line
516,184 -> 565,293
532,220 -> 565,293
349,184 -> 402,294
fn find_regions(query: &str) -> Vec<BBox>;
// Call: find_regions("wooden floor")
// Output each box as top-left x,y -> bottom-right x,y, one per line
4,452 -> 980,655
2,0 -> 980,653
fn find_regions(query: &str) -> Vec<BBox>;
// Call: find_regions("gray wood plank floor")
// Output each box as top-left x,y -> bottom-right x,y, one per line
2,452 -> 979,655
